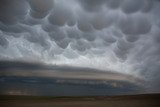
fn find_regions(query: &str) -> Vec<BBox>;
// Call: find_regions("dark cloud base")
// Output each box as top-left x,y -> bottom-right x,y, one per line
0,60 -> 143,96
0,60 -> 138,81
0,76 -> 142,96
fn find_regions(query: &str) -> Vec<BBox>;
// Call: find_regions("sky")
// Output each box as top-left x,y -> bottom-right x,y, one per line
0,0 -> 160,95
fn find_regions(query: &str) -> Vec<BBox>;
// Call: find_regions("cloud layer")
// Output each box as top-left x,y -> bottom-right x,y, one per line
0,61 -> 142,96
0,0 -> 160,92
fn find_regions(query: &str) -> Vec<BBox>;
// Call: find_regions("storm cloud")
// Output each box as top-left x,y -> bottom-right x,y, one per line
0,0 -> 160,93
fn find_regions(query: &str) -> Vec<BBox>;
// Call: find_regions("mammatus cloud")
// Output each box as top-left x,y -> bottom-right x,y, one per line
28,0 -> 54,19
0,0 -> 160,92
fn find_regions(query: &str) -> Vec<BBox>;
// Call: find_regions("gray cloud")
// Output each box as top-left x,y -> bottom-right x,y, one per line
77,12 -> 93,32
0,0 -> 29,25
78,0 -> 107,12
0,23 -> 27,34
70,39 -> 91,52
106,0 -> 122,9
121,0 -> 144,14
48,3 -> 75,26
66,27 -> 81,39
0,0 -> 160,93
91,12 -> 114,30
118,15 -> 152,35
28,0 -> 54,19
0,32 -> 8,48
49,28 -> 66,41
24,30 -> 50,49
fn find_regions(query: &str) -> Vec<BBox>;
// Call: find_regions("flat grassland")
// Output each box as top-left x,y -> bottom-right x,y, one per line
0,94 -> 160,107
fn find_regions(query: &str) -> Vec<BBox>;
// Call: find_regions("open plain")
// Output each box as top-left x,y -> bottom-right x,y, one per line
0,94 -> 160,107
